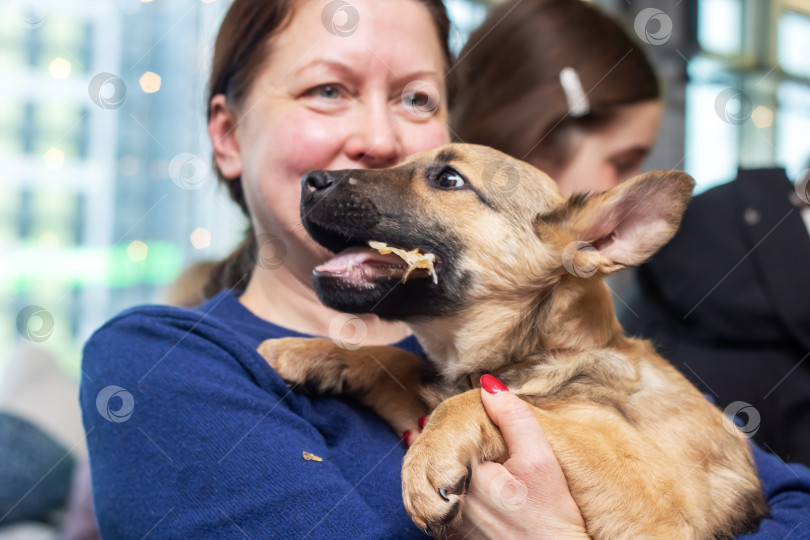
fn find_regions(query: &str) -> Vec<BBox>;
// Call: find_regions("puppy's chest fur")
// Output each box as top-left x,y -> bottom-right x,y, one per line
422,347 -> 644,422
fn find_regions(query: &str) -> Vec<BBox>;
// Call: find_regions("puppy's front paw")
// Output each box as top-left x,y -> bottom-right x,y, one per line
257,337 -> 340,390
401,429 -> 473,534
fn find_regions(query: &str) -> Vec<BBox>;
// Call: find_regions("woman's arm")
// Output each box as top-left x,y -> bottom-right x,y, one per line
739,444 -> 810,539
80,310 -> 419,539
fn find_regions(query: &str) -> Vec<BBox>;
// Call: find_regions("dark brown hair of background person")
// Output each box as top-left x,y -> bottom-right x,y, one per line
203,0 -> 456,298
451,0 -> 659,174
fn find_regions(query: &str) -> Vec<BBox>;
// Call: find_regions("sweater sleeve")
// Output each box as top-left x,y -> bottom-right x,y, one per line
739,444 -> 810,539
80,309 -> 418,539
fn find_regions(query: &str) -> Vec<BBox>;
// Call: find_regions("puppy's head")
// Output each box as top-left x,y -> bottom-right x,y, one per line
300,143 -> 694,321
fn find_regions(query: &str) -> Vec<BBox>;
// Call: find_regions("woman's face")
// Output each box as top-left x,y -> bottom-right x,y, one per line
550,100 -> 663,197
211,0 -> 450,274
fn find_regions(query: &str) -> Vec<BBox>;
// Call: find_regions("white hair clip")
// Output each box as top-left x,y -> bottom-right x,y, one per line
559,67 -> 590,118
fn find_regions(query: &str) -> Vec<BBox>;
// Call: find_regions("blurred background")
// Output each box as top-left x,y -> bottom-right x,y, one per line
2,0 -> 810,394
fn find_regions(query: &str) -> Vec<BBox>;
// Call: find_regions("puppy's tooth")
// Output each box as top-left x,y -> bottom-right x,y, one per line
438,487 -> 450,501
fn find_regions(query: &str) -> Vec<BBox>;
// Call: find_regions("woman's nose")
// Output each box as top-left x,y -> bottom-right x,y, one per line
344,104 -> 402,168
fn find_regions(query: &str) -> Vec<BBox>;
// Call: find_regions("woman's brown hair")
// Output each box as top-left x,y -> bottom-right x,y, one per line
203,0 -> 456,298
451,0 -> 659,173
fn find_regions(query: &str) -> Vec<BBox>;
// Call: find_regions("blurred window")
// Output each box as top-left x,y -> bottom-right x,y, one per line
685,0 -> 810,192
0,97 -> 25,155
778,11 -> 810,79
30,190 -> 80,245
698,0 -> 743,56
0,6 -> 28,69
777,81 -> 810,176
445,0 -> 489,55
0,187 -> 17,244
36,16 -> 91,71
685,82 -> 741,189
32,103 -> 86,159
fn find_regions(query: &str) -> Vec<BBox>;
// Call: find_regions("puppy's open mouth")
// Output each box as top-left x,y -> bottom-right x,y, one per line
314,241 -> 441,289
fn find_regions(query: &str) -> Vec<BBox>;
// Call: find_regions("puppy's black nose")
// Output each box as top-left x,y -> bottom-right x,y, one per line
302,170 -> 334,193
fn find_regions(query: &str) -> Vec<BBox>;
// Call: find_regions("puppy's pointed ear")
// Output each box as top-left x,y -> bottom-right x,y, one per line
538,171 -> 695,275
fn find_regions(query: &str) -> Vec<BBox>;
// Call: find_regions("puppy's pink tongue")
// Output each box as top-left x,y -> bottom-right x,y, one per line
315,247 -> 404,273
314,247 -> 421,288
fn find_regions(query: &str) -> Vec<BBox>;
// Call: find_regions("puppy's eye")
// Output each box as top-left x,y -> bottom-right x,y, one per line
435,168 -> 466,189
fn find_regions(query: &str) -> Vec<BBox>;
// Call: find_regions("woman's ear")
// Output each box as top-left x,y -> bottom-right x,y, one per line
209,94 -> 242,180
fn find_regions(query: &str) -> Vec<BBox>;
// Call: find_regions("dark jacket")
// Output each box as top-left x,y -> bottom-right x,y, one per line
623,168 -> 810,465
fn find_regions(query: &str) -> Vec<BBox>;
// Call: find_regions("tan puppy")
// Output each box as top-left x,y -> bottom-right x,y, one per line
257,143 -> 767,539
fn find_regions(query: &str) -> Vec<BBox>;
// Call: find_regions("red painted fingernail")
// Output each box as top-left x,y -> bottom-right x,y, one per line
403,430 -> 411,445
480,374 -> 508,394
418,416 -> 428,430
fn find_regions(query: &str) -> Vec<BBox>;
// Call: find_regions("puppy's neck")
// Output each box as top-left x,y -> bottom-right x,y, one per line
538,276 -> 624,350
408,276 -> 623,383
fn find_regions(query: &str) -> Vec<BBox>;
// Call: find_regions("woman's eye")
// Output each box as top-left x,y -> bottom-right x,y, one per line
611,161 -> 632,175
303,84 -> 344,101
611,160 -> 641,181
435,169 -> 466,189
315,85 -> 340,99
404,92 -> 430,109
300,84 -> 350,112
609,149 -> 646,180
401,83 -> 441,119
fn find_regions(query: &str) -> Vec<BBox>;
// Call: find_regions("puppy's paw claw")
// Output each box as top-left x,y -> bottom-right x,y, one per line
402,443 -> 472,534
438,463 -> 471,502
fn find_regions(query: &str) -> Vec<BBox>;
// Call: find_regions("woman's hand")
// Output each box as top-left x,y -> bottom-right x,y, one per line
452,377 -> 590,539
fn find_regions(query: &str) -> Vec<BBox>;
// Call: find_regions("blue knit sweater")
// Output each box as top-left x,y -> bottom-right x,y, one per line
80,290 -> 810,539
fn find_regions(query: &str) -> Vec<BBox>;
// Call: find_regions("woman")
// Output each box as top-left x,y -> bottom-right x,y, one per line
451,0 -> 661,196
80,0 -> 584,538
